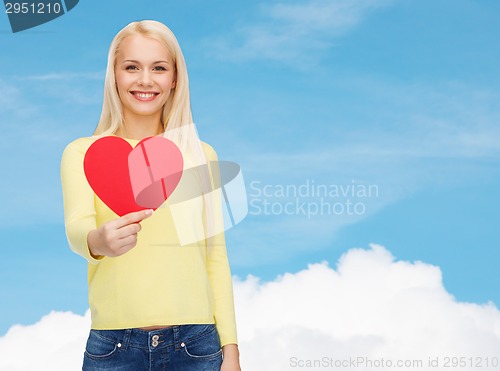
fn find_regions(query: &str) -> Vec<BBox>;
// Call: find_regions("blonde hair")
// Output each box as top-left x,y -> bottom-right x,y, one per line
94,20 -> 219,247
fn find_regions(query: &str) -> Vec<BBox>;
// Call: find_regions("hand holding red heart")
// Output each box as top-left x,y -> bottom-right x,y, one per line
83,136 -> 184,258
87,209 -> 153,258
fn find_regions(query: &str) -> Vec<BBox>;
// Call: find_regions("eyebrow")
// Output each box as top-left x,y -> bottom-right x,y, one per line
122,59 -> 170,65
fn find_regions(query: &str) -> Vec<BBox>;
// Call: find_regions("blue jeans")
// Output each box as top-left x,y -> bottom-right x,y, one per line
82,324 -> 223,371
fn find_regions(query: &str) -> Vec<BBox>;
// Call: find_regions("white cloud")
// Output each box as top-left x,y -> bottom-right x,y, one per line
209,0 -> 393,66
1,245 -> 499,370
236,246 -> 500,370
0,310 -> 90,371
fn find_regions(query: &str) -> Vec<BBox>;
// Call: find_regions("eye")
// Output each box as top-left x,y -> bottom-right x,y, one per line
153,66 -> 167,71
125,65 -> 139,71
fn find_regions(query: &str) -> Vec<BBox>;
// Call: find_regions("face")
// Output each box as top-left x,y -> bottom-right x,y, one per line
114,34 -> 176,123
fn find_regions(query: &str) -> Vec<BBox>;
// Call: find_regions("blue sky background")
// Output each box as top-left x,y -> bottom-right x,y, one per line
1,0 -> 499,335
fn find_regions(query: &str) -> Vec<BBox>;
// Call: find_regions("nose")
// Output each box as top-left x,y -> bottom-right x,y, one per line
138,71 -> 153,87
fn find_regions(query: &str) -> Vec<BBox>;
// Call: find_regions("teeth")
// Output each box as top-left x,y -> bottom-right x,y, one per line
135,93 -> 156,98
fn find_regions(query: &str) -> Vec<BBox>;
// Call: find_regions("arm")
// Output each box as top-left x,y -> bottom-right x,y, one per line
221,344 -> 241,371
60,138 -> 102,264
61,138 -> 152,261
202,144 -> 241,370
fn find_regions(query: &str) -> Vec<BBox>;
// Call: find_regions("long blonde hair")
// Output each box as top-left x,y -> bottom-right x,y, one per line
94,20 -> 219,247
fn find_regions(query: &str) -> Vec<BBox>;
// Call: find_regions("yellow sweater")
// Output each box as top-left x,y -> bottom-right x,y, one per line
60,136 -> 237,346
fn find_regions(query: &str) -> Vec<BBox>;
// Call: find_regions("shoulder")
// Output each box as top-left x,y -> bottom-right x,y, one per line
199,140 -> 219,162
61,137 -> 96,165
62,137 -> 95,155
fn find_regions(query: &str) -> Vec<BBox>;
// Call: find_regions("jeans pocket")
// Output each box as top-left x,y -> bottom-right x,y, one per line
84,330 -> 119,360
181,325 -> 223,360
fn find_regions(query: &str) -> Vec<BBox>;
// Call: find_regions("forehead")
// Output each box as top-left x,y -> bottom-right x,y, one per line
117,34 -> 173,63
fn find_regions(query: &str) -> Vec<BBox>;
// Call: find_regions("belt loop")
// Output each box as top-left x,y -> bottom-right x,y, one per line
173,326 -> 180,348
121,329 -> 132,350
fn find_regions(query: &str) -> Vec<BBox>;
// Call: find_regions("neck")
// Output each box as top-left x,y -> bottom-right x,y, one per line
117,112 -> 164,140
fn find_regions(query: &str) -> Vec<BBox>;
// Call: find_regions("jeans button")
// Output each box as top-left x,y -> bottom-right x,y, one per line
151,334 -> 159,347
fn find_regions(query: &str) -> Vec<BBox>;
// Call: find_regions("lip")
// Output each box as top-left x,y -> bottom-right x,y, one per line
130,91 -> 160,102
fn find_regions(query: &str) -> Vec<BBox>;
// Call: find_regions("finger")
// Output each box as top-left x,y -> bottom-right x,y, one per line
115,222 -> 142,239
117,209 -> 153,228
117,235 -> 138,253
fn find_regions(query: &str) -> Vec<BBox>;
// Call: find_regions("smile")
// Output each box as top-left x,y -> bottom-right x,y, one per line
130,91 -> 160,101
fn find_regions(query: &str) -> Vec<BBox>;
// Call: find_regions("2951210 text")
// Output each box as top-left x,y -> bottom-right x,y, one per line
5,2 -> 62,14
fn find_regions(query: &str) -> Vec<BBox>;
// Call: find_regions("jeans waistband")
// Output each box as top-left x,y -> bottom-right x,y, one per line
90,324 -> 216,351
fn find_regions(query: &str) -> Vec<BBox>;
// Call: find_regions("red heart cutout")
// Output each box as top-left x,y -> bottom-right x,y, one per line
83,136 -> 183,216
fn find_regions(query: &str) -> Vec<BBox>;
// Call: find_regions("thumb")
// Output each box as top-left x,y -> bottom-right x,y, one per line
120,209 -> 153,226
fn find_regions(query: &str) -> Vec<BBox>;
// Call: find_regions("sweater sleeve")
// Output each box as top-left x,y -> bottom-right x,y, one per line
60,138 -> 103,264
202,143 -> 238,347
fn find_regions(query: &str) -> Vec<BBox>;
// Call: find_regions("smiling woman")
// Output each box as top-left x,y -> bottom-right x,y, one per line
114,35 -> 177,136
60,20 -> 241,371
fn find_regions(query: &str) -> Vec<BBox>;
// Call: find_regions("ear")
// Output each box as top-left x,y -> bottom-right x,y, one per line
171,70 -> 177,89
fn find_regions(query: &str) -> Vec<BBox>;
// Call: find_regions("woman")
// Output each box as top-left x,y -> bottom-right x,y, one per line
61,20 -> 241,371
